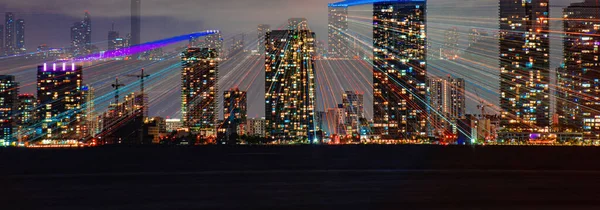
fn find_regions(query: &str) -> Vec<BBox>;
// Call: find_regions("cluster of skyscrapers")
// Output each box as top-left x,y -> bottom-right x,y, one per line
1,12 -> 26,55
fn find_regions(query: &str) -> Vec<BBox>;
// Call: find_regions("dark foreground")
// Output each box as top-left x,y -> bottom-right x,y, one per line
2,145 -> 600,209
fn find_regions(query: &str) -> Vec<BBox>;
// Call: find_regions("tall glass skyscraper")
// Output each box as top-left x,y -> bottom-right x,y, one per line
0,75 -> 18,145
4,13 -> 14,55
181,48 -> 218,136
372,0 -> 428,140
557,0 -> 600,137
328,4 -> 349,58
265,30 -> 316,142
15,19 -> 24,53
499,0 -> 550,133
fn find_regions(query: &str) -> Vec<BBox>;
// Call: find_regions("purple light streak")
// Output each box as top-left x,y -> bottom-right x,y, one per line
75,30 -> 218,61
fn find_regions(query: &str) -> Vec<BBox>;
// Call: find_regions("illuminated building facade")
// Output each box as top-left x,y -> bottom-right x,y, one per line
5,13 -> 14,55
181,48 -> 218,136
428,76 -> 465,135
37,63 -> 87,140
0,75 -> 18,145
16,94 -> 37,142
328,4 -> 349,58
190,31 -> 223,56
499,0 -> 550,132
246,118 -> 266,137
220,88 -> 247,144
257,24 -> 271,54
15,19 -> 24,53
557,0 -> 600,137
342,91 -> 364,138
108,24 -> 120,51
71,12 -> 92,56
265,30 -> 316,142
288,18 -> 308,31
372,0 -> 428,140
99,92 -> 146,145
441,27 -> 459,60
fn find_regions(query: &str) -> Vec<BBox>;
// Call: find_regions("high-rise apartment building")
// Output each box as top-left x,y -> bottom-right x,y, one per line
557,0 -> 600,137
265,30 -> 316,142
0,75 -> 18,145
428,76 -> 466,135
499,0 -> 550,133
328,4 -> 349,58
372,0 -> 428,140
181,48 -> 218,136
4,13 -> 14,55
15,19 -> 24,53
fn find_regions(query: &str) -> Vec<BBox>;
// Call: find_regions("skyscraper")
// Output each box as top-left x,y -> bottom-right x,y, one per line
16,94 -> 37,142
4,13 -> 15,55
328,4 -> 349,58
181,48 -> 218,136
499,0 -> 550,133
265,30 -> 316,142
372,0 -> 428,140
257,24 -> 270,54
131,0 -> 141,47
220,88 -> 247,144
37,63 -> 86,140
342,91 -> 364,138
557,0 -> 600,137
108,23 -> 120,51
0,75 -> 18,145
441,27 -> 459,60
288,18 -> 308,31
428,76 -> 465,135
15,19 -> 24,53
0,25 -> 4,55
82,11 -> 92,52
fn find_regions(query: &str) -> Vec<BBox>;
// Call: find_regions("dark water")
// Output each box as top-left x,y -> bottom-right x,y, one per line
2,145 -> 600,209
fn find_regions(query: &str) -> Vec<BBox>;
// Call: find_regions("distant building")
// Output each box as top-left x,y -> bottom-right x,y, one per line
265,29 -> 316,142
108,23 -> 120,51
181,48 -> 218,137
0,25 -> 4,55
372,0 -> 428,140
146,117 -> 166,144
190,31 -> 223,56
0,75 -> 18,145
4,13 -> 15,55
131,0 -> 141,47
441,27 -> 459,60
342,91 -> 364,138
37,63 -> 87,141
246,118 -> 266,137
98,92 -> 146,145
219,88 -> 247,144
557,0 -> 600,138
288,18 -> 308,31
15,19 -> 24,53
499,0 -> 550,132
428,76 -> 465,136
166,119 -> 183,132
71,12 -> 92,56
328,4 -> 349,58
257,24 -> 270,54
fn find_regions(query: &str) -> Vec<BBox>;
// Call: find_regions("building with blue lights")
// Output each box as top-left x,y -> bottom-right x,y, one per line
4,13 -> 15,55
372,0 -> 428,140
0,75 -> 18,145
265,30 -> 316,142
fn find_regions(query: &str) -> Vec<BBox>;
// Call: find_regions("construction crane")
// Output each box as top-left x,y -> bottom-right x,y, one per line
111,77 -> 125,111
125,68 -> 150,117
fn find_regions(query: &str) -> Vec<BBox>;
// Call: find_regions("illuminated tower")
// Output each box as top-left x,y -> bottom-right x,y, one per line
220,88 -> 247,144
15,19 -> 24,53
342,91 -> 364,138
4,13 -> 14,55
265,30 -> 316,142
328,3 -> 349,58
0,75 -> 18,145
428,76 -> 465,135
257,24 -> 271,54
557,0 -> 600,137
82,11 -> 92,53
131,0 -> 141,47
372,0 -> 428,140
37,63 -> 86,140
181,48 -> 218,136
499,0 -> 550,133
0,25 -> 4,55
